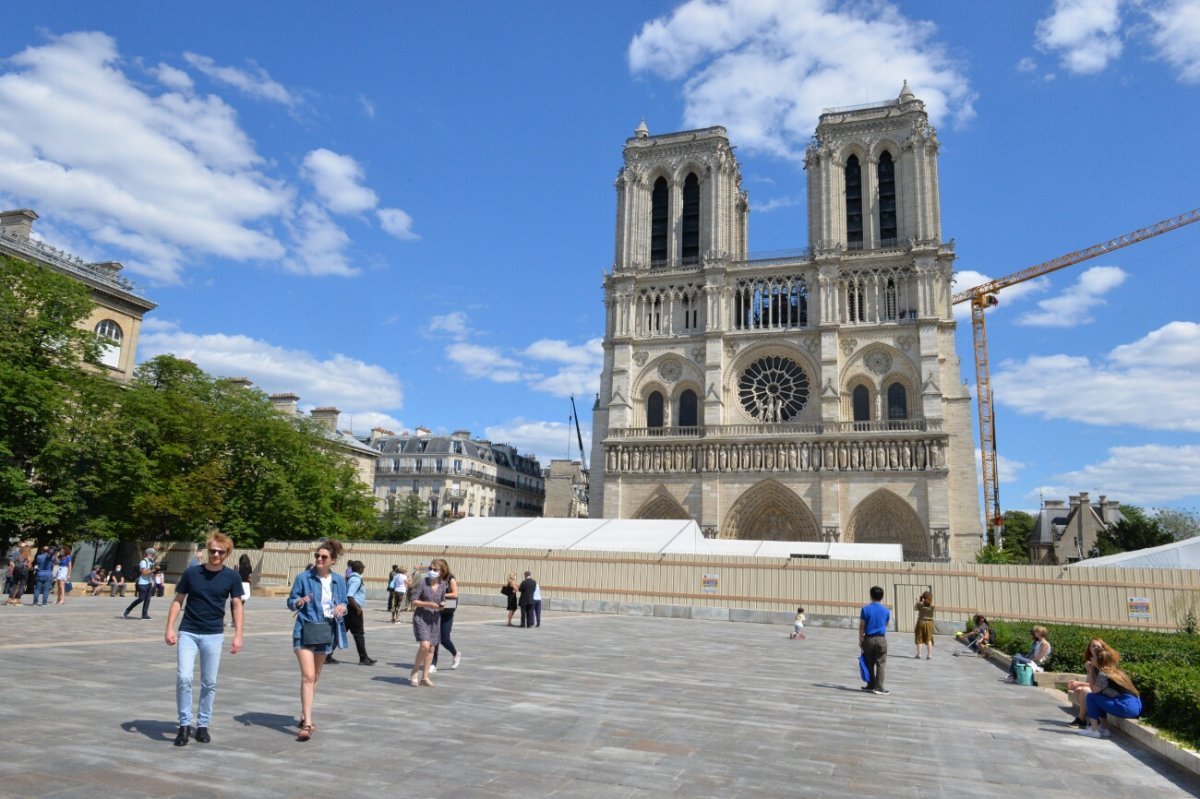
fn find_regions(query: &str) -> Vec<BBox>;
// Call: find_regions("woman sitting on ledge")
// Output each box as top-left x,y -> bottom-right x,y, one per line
1079,647 -> 1141,738
1005,625 -> 1051,682
955,614 -> 991,655
1067,639 -> 1118,728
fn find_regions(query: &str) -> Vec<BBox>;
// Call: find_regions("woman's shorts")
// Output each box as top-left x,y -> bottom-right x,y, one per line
55,567 -> 70,581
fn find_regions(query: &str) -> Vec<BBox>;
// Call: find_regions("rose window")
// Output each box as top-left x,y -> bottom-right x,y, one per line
738,356 -> 809,422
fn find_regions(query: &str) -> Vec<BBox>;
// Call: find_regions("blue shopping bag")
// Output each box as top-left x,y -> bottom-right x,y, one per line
858,653 -> 870,684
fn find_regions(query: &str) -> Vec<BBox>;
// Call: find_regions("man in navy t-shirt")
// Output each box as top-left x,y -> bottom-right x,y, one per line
165,533 -> 244,747
859,585 -> 891,695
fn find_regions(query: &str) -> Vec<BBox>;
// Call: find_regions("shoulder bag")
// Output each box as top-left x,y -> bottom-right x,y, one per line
301,619 -> 334,647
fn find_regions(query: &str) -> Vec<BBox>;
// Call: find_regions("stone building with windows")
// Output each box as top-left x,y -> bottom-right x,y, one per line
1,208 -> 155,382
1029,492 -> 1125,565
544,459 -> 589,518
371,428 -> 544,522
589,84 -> 982,561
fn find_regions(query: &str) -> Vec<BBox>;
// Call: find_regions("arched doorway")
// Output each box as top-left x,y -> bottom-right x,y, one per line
721,480 -> 820,540
634,493 -> 691,520
845,489 -> 929,560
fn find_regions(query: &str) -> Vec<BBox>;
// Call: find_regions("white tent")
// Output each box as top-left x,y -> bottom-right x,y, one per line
405,518 -> 903,561
1067,536 -> 1200,570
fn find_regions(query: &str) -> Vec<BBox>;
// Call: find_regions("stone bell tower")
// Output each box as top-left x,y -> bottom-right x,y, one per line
591,85 -> 982,561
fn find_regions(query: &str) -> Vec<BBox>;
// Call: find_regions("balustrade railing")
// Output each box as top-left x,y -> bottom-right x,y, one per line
607,419 -> 939,439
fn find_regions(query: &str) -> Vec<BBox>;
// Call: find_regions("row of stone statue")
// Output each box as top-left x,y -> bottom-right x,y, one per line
605,438 -> 946,474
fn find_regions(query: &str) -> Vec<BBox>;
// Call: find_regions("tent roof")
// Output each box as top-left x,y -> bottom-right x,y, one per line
1067,536 -> 1200,569
404,518 -> 903,561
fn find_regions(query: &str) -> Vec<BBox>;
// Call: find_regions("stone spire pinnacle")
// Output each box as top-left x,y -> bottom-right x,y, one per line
635,118 -> 649,138
899,80 -> 914,102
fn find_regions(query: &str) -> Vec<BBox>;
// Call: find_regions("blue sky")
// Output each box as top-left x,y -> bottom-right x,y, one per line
2,1 -> 1198,514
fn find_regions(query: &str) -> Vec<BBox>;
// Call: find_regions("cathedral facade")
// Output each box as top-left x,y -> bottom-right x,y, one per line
589,85 -> 982,561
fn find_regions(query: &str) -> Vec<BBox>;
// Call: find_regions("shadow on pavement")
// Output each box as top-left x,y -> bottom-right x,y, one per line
231,711 -> 299,736
120,719 -> 178,741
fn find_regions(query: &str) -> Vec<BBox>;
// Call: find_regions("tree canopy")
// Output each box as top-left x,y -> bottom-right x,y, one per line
1,254 -> 379,548
1091,504 -> 1175,557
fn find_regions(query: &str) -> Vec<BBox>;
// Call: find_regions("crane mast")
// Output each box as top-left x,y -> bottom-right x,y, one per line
954,209 -> 1200,549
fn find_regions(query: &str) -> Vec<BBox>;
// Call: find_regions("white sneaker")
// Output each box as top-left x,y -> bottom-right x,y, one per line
428,664 -> 437,673
1099,728 -> 1112,738
1078,728 -> 1103,738
451,653 -> 461,670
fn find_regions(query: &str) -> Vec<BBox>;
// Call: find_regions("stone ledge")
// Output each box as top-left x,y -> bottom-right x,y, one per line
981,646 -> 1200,779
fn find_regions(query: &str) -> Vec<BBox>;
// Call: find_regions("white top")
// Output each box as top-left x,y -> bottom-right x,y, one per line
318,574 -> 335,619
390,573 -> 408,592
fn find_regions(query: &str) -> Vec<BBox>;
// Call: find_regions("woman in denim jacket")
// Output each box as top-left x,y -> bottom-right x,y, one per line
287,538 -> 348,741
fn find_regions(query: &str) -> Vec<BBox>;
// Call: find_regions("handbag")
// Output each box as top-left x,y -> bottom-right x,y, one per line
858,653 -> 871,684
301,620 -> 334,647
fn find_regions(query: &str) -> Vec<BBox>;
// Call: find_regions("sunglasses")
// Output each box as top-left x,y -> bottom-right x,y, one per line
313,553 -> 331,560
208,548 -> 226,555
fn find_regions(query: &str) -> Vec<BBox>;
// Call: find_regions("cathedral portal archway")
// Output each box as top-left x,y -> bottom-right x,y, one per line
845,489 -> 929,560
634,492 -> 692,520
721,480 -> 820,540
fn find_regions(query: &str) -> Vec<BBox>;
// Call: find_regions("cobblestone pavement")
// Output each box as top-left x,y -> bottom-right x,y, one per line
1,596 -> 1197,798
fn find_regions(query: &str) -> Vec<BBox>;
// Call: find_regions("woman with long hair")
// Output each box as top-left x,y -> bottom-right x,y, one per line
237,553 -> 253,606
502,572 -> 519,626
430,561 -> 461,673
410,558 -> 449,687
1081,647 -> 1141,737
286,539 -> 348,741
1005,625 -> 1052,682
1067,639 -> 1118,728
53,545 -> 72,604
914,591 -> 935,659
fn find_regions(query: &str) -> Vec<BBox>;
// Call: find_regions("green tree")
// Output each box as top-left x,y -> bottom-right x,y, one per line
84,355 -> 377,547
1155,507 -> 1199,541
975,544 -> 1023,564
999,509 -> 1034,563
1092,504 -> 1174,557
376,493 -> 431,542
0,255 -> 109,543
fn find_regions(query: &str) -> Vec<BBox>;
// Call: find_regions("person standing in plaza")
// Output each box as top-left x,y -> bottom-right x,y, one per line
518,571 -> 537,629
409,558 -> 448,687
859,585 -> 890,695
914,591 -> 935,659
31,545 -> 54,606
287,538 -> 348,741
389,567 -> 408,622
344,560 -> 375,665
790,607 -> 806,640
430,561 -> 461,673
53,545 -> 72,604
532,579 -> 543,627
502,572 -> 519,626
164,532 -> 244,747
125,548 -> 158,619
6,546 -> 30,605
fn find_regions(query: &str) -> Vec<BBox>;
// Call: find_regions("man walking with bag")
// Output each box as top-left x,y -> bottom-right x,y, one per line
124,547 -> 158,620
165,532 -> 244,746
859,585 -> 891,695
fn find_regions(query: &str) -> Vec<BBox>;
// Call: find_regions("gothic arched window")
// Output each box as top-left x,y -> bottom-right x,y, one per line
852,385 -> 871,422
845,155 -> 863,249
647,391 -> 665,429
651,177 -> 669,264
887,382 -> 908,421
878,151 -> 897,243
681,172 -> 700,262
678,389 -> 698,427
884,278 -> 898,321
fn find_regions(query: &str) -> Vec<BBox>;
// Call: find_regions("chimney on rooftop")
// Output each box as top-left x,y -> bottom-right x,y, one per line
310,406 -> 340,432
269,392 -> 300,417
0,209 -> 38,241
226,377 -> 253,389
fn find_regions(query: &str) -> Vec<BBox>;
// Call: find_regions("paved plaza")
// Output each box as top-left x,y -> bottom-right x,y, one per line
1,596 -> 1197,798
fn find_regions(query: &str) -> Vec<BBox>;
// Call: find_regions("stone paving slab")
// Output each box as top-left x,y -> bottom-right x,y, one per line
1,596 -> 1198,798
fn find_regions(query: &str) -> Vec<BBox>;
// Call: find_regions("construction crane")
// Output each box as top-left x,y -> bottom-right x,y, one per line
952,208 -> 1200,548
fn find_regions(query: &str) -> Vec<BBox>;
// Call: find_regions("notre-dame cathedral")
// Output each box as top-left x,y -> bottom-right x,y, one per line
589,84 -> 982,562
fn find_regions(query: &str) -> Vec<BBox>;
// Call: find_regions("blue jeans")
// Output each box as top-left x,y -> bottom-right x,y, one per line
33,576 -> 53,605
1086,691 -> 1142,721
177,631 -> 224,727
125,582 -> 153,618
432,612 -> 458,665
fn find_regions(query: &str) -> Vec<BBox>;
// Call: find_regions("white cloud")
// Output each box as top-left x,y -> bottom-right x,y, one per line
1014,265 -> 1127,327
285,202 -> 356,277
1016,56 -> 1038,73
341,410 -> 405,436
377,207 -> 419,240
359,95 -> 376,119
950,269 -> 1048,320
629,0 -> 974,159
139,319 -> 404,412
485,418 -> 593,467
425,311 -> 473,341
523,338 -> 604,398
446,342 -> 524,383
302,148 -> 378,215
1146,0 -> 1200,83
182,52 -> 300,106
0,32 -> 292,283
992,321 -> 1200,431
1035,0 -> 1123,75
753,196 -> 798,213
152,62 -> 193,92
1044,445 -> 1200,504
976,448 -> 1027,485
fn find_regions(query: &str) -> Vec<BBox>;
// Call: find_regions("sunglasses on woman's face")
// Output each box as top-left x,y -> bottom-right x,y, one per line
314,553 -> 331,561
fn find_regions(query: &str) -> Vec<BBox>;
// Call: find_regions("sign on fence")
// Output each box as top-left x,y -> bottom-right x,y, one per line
1127,596 -> 1151,619
702,573 -> 719,594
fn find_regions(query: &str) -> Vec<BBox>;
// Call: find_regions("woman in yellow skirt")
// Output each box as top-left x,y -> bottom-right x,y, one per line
914,591 -> 935,659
